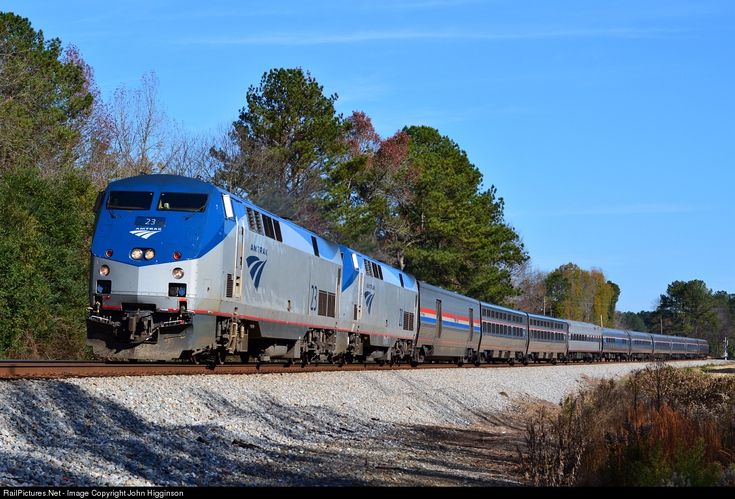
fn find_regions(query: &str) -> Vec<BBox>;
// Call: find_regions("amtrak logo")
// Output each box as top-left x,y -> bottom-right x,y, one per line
363,290 -> 375,314
246,255 -> 267,289
130,229 -> 160,240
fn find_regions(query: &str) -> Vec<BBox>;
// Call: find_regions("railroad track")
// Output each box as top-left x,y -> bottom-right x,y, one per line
0,358 -> 700,379
0,360 -> 415,379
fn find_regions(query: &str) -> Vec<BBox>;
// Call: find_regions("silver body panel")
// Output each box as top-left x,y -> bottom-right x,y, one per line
338,249 -> 418,348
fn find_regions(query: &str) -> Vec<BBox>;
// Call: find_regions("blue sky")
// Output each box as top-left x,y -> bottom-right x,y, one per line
4,0 -> 733,312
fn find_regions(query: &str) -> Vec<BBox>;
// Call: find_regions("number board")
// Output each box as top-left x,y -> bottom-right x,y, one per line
134,216 -> 166,229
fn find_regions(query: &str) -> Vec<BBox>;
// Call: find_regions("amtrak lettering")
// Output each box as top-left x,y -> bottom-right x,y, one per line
250,243 -> 268,256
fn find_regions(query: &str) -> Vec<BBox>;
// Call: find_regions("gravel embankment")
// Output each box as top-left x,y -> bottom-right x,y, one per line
0,359 -> 729,486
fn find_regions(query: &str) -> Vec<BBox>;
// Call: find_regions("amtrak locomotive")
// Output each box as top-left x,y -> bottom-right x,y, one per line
86,175 -> 709,364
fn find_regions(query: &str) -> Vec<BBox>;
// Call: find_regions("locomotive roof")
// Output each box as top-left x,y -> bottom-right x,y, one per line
108,174 -> 218,192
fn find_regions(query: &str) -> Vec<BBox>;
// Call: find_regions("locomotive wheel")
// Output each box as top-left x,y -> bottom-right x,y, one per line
215,350 -> 226,365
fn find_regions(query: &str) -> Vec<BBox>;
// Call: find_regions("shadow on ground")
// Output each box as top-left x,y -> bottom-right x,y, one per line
0,379 -> 526,486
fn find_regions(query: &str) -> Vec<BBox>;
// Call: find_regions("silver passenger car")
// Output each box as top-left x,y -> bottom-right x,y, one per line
417,282 -> 479,362
668,335 -> 689,358
526,313 -> 568,363
478,303 -> 528,364
628,330 -> 654,360
566,320 -> 603,361
601,327 -> 630,360
651,333 -> 672,358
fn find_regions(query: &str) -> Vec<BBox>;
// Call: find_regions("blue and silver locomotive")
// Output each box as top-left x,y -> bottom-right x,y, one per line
86,174 -> 709,364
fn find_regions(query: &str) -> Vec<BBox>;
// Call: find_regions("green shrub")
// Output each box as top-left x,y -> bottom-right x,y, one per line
0,168 -> 96,359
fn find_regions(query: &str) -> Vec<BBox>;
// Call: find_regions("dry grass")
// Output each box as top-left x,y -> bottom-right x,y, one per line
519,363 -> 735,486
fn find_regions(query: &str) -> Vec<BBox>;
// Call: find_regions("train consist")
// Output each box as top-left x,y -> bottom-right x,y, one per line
86,175 -> 709,364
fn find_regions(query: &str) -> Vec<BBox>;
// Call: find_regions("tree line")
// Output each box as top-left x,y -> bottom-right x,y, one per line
510,262 -> 620,328
0,12 -> 730,358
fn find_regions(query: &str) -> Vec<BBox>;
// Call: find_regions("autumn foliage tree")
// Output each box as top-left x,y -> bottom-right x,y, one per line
325,111 -> 415,262
545,263 -> 619,325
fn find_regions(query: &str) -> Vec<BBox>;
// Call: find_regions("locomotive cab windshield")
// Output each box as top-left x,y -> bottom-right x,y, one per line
107,191 -> 154,210
157,192 -> 208,212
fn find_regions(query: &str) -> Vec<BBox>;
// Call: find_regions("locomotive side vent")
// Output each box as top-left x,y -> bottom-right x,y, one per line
226,273 -> 234,298
403,311 -> 415,331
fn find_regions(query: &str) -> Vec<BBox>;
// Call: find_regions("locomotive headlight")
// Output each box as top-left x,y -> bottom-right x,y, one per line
99,265 -> 110,276
144,248 -> 155,260
172,267 -> 184,279
130,248 -> 143,260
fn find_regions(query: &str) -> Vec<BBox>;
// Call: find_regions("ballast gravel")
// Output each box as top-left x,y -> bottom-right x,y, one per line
0,359 -> 727,486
